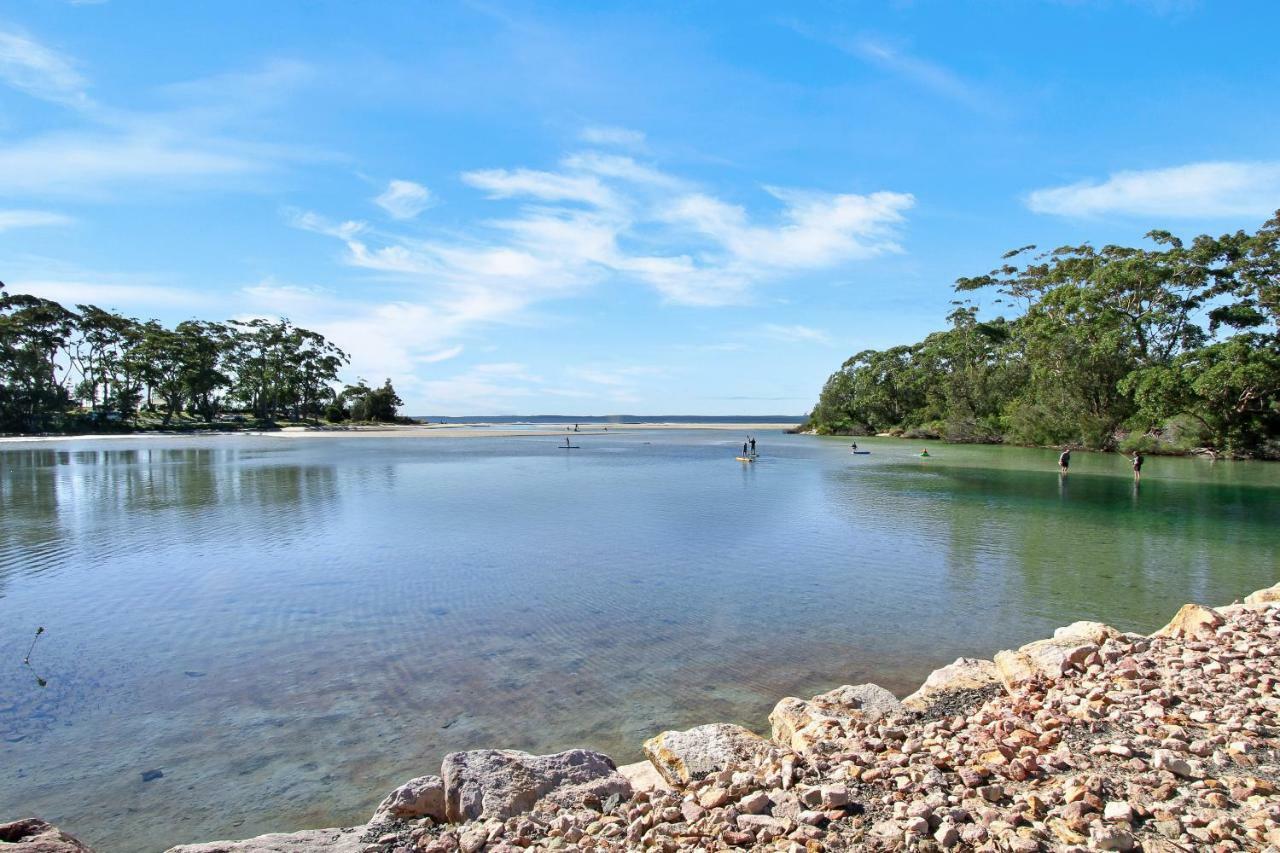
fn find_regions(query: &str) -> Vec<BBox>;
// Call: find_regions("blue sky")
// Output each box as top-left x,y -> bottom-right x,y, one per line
2,0 -> 1278,415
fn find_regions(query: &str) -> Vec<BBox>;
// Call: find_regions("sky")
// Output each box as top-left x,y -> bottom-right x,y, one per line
2,1 -> 1278,416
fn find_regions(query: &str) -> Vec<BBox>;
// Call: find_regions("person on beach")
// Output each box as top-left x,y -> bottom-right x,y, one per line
1059,447 -> 1071,474
1132,452 -> 1144,481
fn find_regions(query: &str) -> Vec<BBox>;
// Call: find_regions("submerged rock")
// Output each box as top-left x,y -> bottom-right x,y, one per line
770,683 -> 901,753
163,827 -> 364,853
643,723 -> 776,786
0,819 -> 95,852
902,657 -> 1000,712
441,748 -> 629,823
370,774 -> 446,824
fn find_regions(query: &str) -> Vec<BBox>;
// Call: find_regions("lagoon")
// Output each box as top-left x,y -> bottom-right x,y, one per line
1,429 -> 1277,851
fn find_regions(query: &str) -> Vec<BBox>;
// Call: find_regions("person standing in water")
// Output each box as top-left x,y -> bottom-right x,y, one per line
1059,447 -> 1071,474
1132,452 -> 1144,481
851,441 -> 858,451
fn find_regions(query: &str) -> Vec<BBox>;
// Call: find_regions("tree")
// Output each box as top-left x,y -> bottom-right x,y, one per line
0,289 -> 77,432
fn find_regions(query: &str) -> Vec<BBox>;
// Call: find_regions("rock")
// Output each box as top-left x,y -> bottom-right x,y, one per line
643,723 -> 775,787
163,828 -> 365,853
1054,620 -> 1121,644
0,819 -> 95,852
371,775 -> 446,823
769,683 -> 901,753
1151,749 -> 1200,779
1153,604 -> 1223,639
994,626 -> 1107,692
1244,582 -> 1280,605
441,748 -> 630,823
615,761 -> 670,793
739,791 -> 770,814
901,657 -> 1000,712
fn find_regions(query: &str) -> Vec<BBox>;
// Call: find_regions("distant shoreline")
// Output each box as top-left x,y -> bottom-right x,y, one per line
0,422 -> 802,444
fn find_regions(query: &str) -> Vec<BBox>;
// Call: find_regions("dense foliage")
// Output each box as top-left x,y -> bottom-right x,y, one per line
808,213 -> 1280,456
0,283 -> 404,433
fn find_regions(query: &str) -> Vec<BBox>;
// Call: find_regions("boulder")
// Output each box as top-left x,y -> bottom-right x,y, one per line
441,748 -> 630,823
1244,583 -> 1280,605
643,723 -> 776,787
902,658 -> 1000,712
370,775 -> 446,824
1153,604 -> 1223,640
616,760 -> 671,793
0,819 -> 95,852
770,683 -> 901,753
994,622 -> 1117,693
163,827 -> 365,853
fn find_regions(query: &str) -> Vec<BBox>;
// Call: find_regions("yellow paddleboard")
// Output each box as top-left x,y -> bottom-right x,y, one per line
736,456 -> 755,462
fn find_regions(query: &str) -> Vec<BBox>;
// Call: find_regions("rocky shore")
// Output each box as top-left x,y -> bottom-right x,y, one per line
7,584 -> 1280,852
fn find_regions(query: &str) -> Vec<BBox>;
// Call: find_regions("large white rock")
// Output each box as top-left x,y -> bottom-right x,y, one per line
441,748 -> 630,823
1245,583 -> 1280,605
643,723 -> 776,787
616,760 -> 671,793
370,775 -> 446,824
1153,604 -> 1223,640
901,658 -> 1000,712
770,683 -> 901,753
163,827 -> 365,853
994,621 -> 1117,693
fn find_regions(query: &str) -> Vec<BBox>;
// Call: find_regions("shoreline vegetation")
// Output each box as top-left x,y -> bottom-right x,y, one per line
803,212 -> 1280,460
11,581 -> 1280,852
0,280 -> 412,437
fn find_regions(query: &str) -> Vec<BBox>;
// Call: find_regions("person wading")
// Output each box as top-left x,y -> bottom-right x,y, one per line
1059,447 -> 1071,475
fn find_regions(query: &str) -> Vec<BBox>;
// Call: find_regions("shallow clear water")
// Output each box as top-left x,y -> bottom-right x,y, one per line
1,431 -> 1277,850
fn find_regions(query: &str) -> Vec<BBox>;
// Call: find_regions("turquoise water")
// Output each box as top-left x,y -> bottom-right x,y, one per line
1,431 -> 1277,850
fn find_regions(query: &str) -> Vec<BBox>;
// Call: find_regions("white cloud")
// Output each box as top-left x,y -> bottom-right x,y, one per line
374,179 -> 433,219
0,209 -> 74,231
0,28 -> 88,106
1027,161 -> 1280,218
420,345 -> 464,364
462,167 -> 618,207
283,143 -> 912,407
579,126 -> 647,149
760,324 -> 832,345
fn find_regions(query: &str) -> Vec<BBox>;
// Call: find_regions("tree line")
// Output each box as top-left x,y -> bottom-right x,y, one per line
807,212 -> 1280,457
0,282 -> 404,433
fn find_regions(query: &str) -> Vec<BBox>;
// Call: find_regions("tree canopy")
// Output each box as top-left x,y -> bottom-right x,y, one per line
0,282 -> 408,433
807,212 -> 1280,457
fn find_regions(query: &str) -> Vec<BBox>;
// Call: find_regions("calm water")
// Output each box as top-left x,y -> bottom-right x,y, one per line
1,431 -> 1277,850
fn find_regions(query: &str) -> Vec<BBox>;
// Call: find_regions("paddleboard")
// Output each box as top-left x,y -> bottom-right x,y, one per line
560,445 -> 580,449
851,451 -> 871,455
736,456 -> 755,462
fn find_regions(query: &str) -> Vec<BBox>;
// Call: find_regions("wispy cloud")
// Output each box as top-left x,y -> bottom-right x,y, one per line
783,22 -> 988,112
374,179 -> 433,219
1027,161 -> 1280,218
0,27 -> 89,107
760,323 -> 832,345
579,125 -> 646,149
0,209 -> 74,232
0,28 -> 315,198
